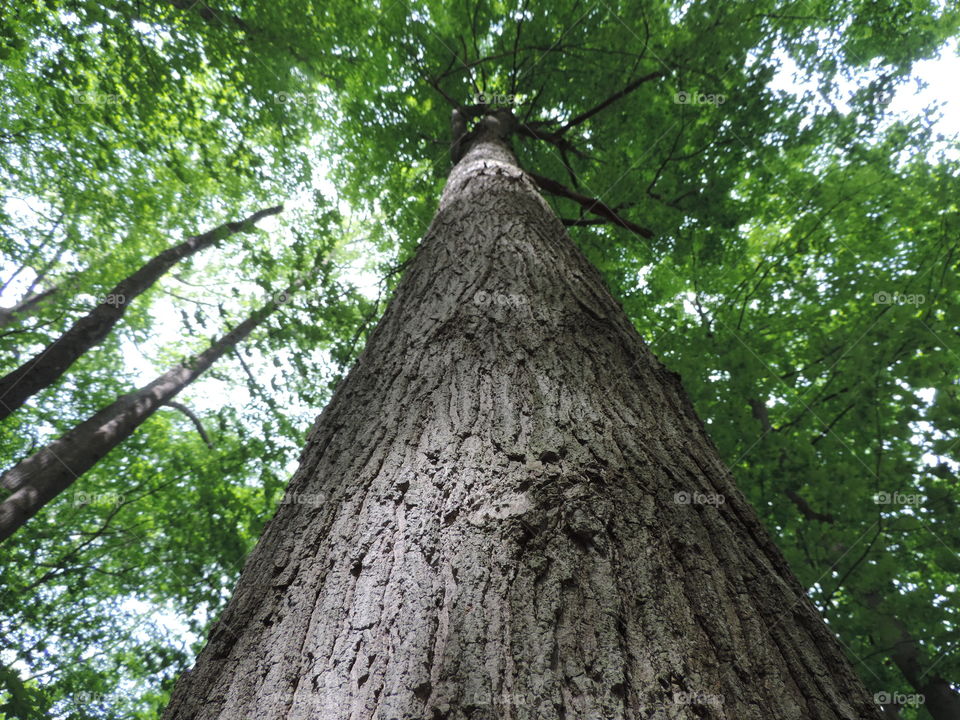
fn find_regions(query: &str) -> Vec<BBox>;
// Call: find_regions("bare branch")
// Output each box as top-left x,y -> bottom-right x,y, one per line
560,71 -> 664,133
527,172 -> 654,239
0,286 -> 58,329
785,489 -> 835,523
163,401 -> 214,449
561,217 -> 617,227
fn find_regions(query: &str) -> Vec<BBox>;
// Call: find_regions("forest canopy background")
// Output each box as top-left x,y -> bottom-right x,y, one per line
0,1 -> 959,718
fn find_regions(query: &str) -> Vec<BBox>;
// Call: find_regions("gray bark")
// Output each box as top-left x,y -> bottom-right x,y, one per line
162,123 -> 883,719
0,205 -> 282,421
0,278 -> 294,542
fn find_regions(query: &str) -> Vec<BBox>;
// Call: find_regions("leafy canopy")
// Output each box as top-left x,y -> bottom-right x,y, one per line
1,1 -> 959,718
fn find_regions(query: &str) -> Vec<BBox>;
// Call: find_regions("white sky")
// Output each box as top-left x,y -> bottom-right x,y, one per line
768,38 -> 960,157
890,38 -> 960,138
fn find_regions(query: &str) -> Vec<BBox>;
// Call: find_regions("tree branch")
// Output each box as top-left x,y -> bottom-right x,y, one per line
560,70 -> 664,133
165,0 -> 249,32
810,401 -> 856,445
163,401 -> 213,449
515,122 -> 591,159
560,217 -> 610,227
785,489 -> 835,523
748,398 -> 774,433
0,286 -> 58,329
0,203 -> 284,422
527,172 -> 654,239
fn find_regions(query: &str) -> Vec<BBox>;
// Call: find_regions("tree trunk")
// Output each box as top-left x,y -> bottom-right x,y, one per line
161,119 -> 883,720
779,451 -> 958,717
0,205 -> 282,421
865,593 -> 960,720
0,275 -> 295,543
0,286 -> 58,330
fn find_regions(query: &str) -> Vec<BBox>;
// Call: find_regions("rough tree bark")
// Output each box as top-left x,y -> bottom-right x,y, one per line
0,205 -> 282,421
0,273 -> 297,543
162,114 -> 884,719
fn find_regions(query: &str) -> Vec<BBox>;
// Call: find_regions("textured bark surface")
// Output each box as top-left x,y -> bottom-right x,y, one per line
163,132 -> 883,719
0,205 -> 282,421
0,281 -> 290,542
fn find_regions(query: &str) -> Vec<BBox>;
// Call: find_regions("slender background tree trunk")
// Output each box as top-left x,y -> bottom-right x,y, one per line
0,273 -> 297,542
0,286 -> 58,330
864,592 -> 960,720
162,125 -> 883,719
0,205 -> 282,421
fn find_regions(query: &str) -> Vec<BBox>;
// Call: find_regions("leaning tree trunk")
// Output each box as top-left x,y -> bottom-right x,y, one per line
864,592 -> 960,720
0,205 -> 282,421
0,285 -> 58,330
0,273 -> 298,543
162,118 -> 884,720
